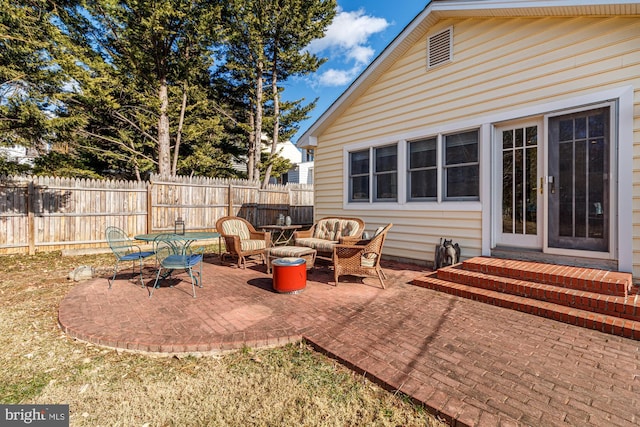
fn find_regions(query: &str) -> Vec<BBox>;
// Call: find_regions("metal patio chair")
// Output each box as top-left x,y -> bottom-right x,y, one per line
150,234 -> 205,298
105,226 -> 155,288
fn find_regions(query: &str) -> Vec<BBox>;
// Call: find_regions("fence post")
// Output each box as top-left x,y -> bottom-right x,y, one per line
27,181 -> 35,255
227,183 -> 233,217
146,182 -> 153,233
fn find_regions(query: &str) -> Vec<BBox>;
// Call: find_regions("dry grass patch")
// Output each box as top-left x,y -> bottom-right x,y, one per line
0,251 -> 448,426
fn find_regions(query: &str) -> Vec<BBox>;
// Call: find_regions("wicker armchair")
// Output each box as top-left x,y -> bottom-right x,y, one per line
215,216 -> 270,268
332,223 -> 392,289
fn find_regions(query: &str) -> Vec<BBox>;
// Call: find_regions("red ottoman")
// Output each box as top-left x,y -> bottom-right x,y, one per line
272,257 -> 306,294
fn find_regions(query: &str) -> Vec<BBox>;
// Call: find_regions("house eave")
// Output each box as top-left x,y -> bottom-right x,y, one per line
295,0 -> 640,148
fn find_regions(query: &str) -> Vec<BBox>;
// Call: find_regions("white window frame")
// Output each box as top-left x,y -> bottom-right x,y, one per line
348,149 -> 370,203
373,144 -> 398,202
407,136 -> 439,201
442,129 -> 480,201
347,144 -> 399,203
344,128 -> 480,207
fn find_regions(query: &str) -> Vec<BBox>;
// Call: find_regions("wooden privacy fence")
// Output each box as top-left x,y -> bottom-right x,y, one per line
0,174 -> 314,255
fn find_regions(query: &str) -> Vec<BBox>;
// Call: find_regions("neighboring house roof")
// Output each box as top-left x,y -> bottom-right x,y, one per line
232,140 -> 303,173
276,140 -> 302,164
296,0 -> 640,149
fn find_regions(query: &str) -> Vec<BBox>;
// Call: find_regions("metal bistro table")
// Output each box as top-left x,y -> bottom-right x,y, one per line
134,231 -> 219,297
260,224 -> 302,246
134,231 -> 221,255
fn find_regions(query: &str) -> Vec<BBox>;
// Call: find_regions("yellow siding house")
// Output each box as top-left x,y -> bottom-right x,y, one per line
296,1 -> 640,280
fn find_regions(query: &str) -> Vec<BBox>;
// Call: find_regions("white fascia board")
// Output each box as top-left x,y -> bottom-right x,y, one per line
432,0 -> 640,10
296,135 -> 317,149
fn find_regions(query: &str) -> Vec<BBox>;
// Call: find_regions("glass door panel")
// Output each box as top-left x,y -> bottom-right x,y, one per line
498,122 -> 541,247
548,108 -> 609,251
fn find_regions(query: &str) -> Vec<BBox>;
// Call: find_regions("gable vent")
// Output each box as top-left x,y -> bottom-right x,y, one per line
427,27 -> 452,69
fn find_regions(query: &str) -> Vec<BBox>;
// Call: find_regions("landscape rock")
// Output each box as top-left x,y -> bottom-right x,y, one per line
68,265 -> 95,281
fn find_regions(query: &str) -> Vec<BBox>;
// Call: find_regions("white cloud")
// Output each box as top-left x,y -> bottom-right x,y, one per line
316,68 -> 360,87
347,45 -> 375,65
306,7 -> 390,87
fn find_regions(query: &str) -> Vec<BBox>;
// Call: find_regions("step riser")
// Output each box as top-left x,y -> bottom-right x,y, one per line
462,260 -> 631,297
436,269 -> 640,322
413,278 -> 640,340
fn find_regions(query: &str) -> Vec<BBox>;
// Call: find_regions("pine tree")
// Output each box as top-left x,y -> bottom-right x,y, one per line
220,0 -> 336,185
0,0 -> 80,155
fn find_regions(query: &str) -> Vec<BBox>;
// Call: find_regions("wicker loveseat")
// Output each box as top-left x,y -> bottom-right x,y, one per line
293,217 -> 365,259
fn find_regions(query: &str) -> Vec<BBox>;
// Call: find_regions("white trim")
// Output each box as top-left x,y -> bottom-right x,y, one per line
343,126 -> 484,210
342,200 -> 483,212
617,87 -> 633,273
306,136 -> 317,147
481,124 -> 493,256
436,134 -> 443,202
431,0 -> 640,11
397,139 -> 407,206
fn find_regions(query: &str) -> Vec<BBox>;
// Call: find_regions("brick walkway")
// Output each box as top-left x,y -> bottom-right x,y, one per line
59,256 -> 640,426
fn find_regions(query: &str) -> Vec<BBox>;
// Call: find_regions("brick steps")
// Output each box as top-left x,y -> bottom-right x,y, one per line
411,256 -> 640,340
461,256 -> 633,297
435,266 -> 640,322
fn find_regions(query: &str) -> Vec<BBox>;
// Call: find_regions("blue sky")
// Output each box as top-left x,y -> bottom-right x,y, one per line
285,1 -> 428,143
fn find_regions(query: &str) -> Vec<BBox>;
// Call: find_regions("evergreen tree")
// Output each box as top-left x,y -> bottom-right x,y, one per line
220,0 -> 335,186
260,0 -> 335,187
60,0 -> 226,179
1,0 -> 335,181
0,0 -> 80,156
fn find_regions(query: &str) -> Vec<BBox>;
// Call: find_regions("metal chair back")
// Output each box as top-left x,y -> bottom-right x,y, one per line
105,226 -> 154,288
150,234 -> 204,298
106,226 -> 135,261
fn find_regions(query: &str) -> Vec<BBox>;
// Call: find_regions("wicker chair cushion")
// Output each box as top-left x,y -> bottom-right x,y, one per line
361,253 -> 378,267
313,219 -> 361,241
295,237 -> 338,253
240,239 -> 267,251
373,226 -> 385,237
221,219 -> 251,240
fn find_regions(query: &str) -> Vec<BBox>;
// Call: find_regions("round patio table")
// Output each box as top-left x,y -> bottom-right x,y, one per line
135,231 -> 220,255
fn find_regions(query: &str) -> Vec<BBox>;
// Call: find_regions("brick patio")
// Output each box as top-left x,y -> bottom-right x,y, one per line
59,256 -> 640,426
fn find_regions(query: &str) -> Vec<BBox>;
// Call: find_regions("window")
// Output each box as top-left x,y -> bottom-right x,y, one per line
305,149 -> 314,162
374,145 -> 397,201
408,137 -> 437,200
347,130 -> 478,204
349,150 -> 369,202
444,130 -> 479,199
348,145 -> 398,202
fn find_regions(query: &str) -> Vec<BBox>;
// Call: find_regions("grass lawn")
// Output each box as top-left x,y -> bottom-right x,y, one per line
0,250 -> 447,426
